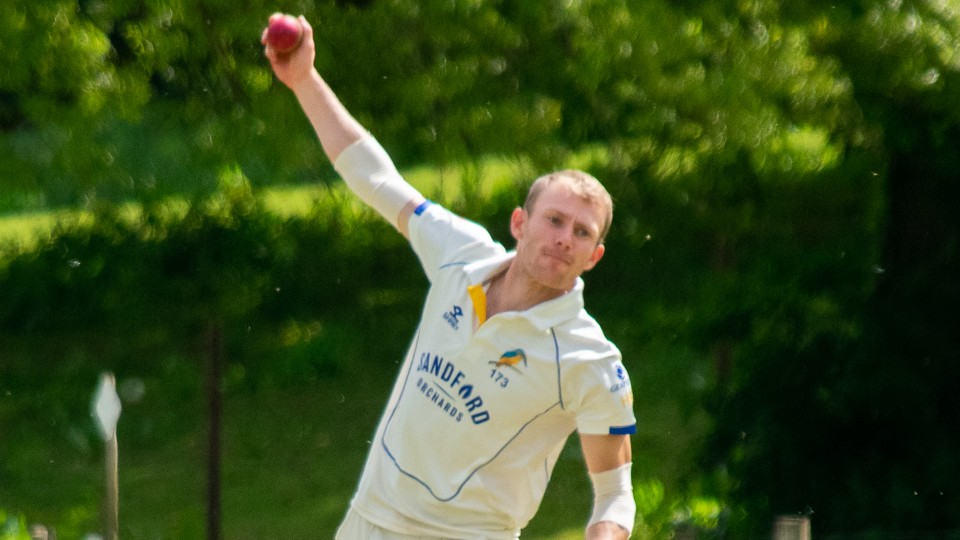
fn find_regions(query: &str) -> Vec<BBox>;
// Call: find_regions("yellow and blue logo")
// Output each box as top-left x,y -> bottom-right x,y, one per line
490,349 -> 527,373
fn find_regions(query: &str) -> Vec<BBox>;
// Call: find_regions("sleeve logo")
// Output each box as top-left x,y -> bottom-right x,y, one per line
610,362 -> 631,393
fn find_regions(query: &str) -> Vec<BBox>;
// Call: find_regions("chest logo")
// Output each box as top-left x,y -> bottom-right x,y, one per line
490,349 -> 528,373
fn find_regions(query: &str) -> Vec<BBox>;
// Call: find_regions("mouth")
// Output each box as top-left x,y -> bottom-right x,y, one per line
542,250 -> 572,265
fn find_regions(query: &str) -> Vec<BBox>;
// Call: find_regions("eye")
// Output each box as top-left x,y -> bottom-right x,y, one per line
575,227 -> 591,239
547,215 -> 564,226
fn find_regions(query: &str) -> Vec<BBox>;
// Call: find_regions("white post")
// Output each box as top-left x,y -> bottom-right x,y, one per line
93,373 -> 122,540
772,515 -> 811,540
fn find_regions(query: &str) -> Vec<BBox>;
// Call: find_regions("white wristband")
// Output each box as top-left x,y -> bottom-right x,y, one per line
588,462 -> 636,534
333,135 -> 424,230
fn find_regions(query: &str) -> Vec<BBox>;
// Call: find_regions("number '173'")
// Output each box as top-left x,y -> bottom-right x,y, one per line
489,369 -> 509,388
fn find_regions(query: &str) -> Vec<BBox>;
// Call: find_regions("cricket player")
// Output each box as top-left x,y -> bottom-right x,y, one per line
263,14 -> 637,540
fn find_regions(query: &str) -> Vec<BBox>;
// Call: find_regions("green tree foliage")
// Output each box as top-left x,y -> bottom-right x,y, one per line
0,0 -> 329,207
695,0 -> 960,535
1,1 -> 139,206
0,0 -> 865,209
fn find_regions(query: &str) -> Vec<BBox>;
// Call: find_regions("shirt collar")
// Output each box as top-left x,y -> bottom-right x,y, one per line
463,251 -> 585,331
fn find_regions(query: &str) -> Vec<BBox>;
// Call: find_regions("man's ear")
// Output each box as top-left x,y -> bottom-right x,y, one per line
583,243 -> 605,272
509,207 -> 526,241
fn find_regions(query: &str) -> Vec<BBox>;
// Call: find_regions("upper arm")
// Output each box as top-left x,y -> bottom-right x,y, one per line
579,433 -> 632,473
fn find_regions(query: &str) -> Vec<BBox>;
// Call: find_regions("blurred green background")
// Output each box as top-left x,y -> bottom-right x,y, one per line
1,0 -> 958,538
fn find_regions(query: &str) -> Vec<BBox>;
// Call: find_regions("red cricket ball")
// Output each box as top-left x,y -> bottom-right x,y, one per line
266,14 -> 303,54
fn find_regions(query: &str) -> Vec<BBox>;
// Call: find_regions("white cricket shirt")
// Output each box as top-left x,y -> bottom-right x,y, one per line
336,139 -> 636,539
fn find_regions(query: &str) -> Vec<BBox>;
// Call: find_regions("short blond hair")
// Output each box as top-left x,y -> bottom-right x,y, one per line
523,169 -> 613,243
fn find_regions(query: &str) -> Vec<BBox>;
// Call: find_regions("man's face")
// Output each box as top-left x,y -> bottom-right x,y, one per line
511,181 -> 607,293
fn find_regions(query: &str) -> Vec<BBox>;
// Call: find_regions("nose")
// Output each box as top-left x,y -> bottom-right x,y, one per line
555,226 -> 574,248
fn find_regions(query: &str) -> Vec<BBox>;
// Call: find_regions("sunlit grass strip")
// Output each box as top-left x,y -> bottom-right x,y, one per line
0,210 -> 88,253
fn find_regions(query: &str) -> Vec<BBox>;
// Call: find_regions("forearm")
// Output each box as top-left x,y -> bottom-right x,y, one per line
586,520 -> 630,540
290,68 -> 368,163
584,458 -> 635,539
264,15 -> 422,232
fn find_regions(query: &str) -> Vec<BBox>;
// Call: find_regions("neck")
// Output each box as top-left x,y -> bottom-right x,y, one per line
486,263 -> 569,317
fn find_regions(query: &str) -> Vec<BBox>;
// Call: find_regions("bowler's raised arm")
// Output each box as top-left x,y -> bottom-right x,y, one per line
262,14 -> 425,235
262,15 -> 366,162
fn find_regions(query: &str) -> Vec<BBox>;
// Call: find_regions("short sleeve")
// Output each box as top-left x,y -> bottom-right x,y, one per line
563,355 -> 636,436
407,203 -> 504,283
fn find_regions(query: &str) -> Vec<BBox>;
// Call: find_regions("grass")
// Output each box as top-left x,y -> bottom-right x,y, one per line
0,210 -> 82,253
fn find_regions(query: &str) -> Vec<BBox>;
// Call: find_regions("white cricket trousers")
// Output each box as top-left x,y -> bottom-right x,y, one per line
335,508 -> 449,540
